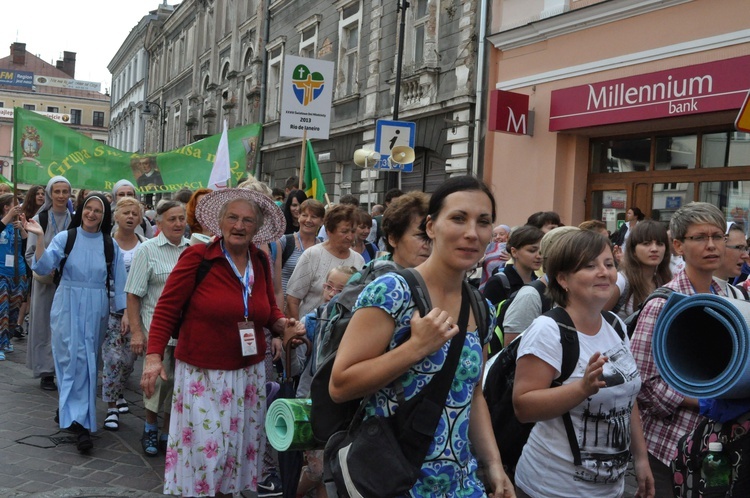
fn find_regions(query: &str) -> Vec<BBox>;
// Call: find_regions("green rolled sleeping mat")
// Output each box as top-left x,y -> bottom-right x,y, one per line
265,398 -> 316,451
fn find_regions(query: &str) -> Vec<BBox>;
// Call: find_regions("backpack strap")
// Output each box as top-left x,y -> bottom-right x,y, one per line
103,233 -> 114,296
54,228 -> 78,286
529,278 -> 552,313
543,306 -> 583,466
38,210 -> 49,233
601,310 -> 625,341
465,281 -> 490,344
281,233 -> 296,267
398,267 -> 432,315
172,244 -> 215,339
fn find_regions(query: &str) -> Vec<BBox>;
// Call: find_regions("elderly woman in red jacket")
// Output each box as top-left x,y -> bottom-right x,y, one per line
141,188 -> 303,498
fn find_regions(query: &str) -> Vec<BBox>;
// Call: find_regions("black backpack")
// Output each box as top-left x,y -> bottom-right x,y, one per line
483,307 -> 625,479
309,265 -> 490,444
623,286 -> 674,338
483,270 -> 511,307
54,228 -> 114,295
488,279 -> 551,357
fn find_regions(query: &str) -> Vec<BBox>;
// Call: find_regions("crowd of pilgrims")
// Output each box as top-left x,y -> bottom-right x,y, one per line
2,172 -> 745,498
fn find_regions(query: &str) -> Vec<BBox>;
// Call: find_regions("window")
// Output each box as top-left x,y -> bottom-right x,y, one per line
0,102 -> 4,108
93,111 -> 105,128
337,1 -> 361,97
701,180 -> 750,231
266,43 -> 284,121
244,47 -> 254,68
23,104 -> 35,110
702,132 -> 750,168
70,109 -> 82,125
298,18 -> 319,59
47,106 -> 59,113
221,61 -> 230,82
413,0 -> 428,67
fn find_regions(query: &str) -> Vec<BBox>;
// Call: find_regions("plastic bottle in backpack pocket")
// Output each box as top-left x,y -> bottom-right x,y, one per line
701,442 -> 731,488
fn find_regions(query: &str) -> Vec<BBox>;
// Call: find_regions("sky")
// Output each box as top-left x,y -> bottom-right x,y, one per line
2,0 -> 175,94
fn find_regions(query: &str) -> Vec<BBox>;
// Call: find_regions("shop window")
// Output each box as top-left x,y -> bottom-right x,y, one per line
702,132 -> 750,168
700,180 -> 750,232
591,138 -> 651,173
591,190 -> 627,235
652,183 -> 695,223
654,135 -> 696,170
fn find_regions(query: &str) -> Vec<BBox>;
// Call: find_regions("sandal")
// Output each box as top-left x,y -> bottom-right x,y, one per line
116,397 -> 129,414
104,409 -> 119,431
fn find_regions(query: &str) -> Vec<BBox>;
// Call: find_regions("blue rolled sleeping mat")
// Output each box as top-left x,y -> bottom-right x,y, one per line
653,292 -> 750,399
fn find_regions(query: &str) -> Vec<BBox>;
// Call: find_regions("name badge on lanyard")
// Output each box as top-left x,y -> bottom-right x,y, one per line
222,241 -> 257,356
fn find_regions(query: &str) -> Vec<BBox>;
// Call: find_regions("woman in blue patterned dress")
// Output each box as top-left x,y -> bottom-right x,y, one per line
330,176 -> 515,498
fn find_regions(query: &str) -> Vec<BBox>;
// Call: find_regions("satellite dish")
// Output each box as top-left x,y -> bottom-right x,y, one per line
353,149 -> 381,168
388,145 -> 415,167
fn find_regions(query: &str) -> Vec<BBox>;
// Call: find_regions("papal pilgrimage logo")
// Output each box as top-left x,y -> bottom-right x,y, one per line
291,64 -> 325,106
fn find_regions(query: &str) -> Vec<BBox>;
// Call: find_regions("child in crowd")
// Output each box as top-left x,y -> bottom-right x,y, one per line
0,195 -> 27,360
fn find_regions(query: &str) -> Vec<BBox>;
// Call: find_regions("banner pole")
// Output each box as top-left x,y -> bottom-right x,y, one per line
11,109 -> 19,283
298,130 -> 307,191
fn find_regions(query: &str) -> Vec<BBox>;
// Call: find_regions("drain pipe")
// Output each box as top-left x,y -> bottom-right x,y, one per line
472,0 -> 489,177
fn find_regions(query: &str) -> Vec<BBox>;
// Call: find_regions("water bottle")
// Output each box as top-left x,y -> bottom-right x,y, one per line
701,442 -> 731,488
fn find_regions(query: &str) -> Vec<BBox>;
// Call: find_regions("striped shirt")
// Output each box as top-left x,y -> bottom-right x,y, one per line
124,232 -> 189,335
630,269 -> 724,465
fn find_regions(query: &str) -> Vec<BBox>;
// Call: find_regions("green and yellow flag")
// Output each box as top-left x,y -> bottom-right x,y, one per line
12,107 -> 261,193
303,140 -> 326,202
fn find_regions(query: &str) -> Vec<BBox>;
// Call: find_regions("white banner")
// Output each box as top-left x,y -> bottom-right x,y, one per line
34,75 -> 101,92
0,108 -> 71,124
280,55 -> 334,140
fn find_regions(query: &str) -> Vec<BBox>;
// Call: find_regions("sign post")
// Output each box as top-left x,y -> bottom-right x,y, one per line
374,119 -> 416,172
280,55 -> 334,140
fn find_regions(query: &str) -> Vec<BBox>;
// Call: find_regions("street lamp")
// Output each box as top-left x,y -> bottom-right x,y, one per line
142,100 -> 166,153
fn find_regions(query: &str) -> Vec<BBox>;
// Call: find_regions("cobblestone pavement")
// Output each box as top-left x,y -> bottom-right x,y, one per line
1,328 -> 640,497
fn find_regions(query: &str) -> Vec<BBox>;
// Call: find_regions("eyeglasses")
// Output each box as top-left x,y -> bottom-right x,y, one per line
681,234 -> 726,244
323,283 -> 344,294
726,244 -> 750,253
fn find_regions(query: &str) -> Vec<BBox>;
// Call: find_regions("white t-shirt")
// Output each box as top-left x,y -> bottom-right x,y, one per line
514,314 -> 641,498
286,243 -> 364,317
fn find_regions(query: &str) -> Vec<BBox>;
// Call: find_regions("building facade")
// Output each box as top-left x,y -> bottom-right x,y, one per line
485,0 -> 750,229
136,0 -> 483,202
108,3 -> 174,154
260,0 -> 481,203
0,42 -> 110,187
138,0 -> 267,157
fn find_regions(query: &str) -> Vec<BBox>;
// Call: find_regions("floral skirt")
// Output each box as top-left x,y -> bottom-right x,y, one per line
164,360 -> 266,497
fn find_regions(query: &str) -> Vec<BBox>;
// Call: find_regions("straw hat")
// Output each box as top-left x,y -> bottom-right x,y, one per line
196,188 -> 285,245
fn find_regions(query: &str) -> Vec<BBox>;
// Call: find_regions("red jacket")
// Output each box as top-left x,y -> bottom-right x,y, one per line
147,239 -> 285,370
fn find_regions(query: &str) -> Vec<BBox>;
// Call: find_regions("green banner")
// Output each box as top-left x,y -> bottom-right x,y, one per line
13,107 -> 261,193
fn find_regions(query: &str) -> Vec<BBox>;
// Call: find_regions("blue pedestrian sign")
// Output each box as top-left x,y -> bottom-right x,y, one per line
374,119 -> 416,172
